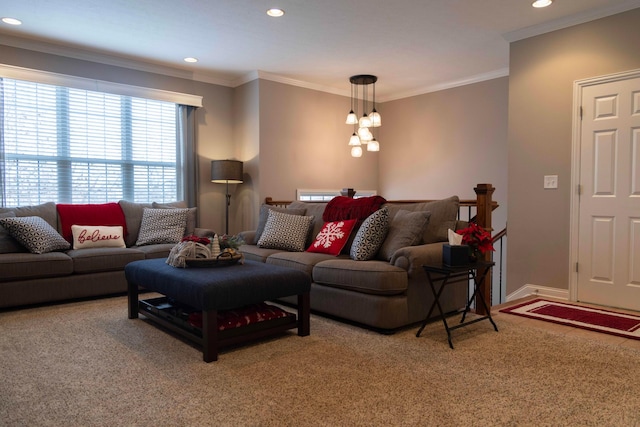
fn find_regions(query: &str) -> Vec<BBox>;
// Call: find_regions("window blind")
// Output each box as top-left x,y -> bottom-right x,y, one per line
0,77 -> 182,206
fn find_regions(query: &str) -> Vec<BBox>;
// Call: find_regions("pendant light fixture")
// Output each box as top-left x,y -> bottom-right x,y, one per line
346,74 -> 381,157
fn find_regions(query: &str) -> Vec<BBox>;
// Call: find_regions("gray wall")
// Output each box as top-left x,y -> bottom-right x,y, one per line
380,77 -> 509,234
256,79 -> 378,202
507,8 -> 640,296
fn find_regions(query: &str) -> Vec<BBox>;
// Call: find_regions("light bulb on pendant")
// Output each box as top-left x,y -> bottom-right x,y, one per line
367,139 -> 380,152
348,133 -> 361,146
370,109 -> 381,127
351,146 -> 363,157
357,127 -> 373,142
345,110 -> 358,125
359,114 -> 372,128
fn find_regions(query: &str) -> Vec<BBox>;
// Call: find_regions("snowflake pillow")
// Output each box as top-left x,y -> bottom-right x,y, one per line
306,219 -> 358,256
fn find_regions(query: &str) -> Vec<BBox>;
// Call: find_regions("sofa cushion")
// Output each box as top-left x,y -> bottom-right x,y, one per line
312,259 -> 408,296
67,247 -> 145,274
131,243 -> 176,259
288,202 -> 328,247
377,210 -> 431,261
0,211 -> 27,254
255,205 -> 306,242
266,251 -> 340,275
0,252 -> 73,282
0,201 -> 58,229
306,219 -> 357,256
385,195 -> 459,244
71,225 -> 126,250
152,201 -> 197,236
350,207 -> 389,261
56,203 -> 128,243
257,210 -> 314,252
239,244 -> 286,263
135,208 -> 189,246
119,200 -> 195,247
0,216 -> 70,254
118,200 -> 153,247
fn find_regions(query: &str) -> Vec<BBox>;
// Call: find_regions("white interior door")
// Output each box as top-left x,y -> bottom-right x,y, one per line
577,75 -> 640,310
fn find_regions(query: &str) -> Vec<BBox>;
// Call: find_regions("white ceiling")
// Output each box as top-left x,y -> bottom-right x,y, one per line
1,0 -> 639,101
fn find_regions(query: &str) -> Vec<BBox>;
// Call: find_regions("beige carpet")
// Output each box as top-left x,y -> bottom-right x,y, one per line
2,296 -> 640,426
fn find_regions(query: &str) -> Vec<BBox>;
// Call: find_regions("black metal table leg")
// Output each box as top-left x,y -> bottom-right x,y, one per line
416,271 -> 449,338
418,261 -> 497,348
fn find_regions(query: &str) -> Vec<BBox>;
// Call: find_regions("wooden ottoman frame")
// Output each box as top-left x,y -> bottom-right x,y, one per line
126,259 -> 311,362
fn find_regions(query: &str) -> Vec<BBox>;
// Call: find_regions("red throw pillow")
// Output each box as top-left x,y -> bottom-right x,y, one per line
306,219 -> 358,256
56,203 -> 128,243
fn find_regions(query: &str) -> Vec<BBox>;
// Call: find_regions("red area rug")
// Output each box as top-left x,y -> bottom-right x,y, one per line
500,298 -> 640,340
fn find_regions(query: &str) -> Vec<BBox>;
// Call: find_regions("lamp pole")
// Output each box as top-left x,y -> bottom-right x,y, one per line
224,180 -> 231,235
211,159 -> 244,236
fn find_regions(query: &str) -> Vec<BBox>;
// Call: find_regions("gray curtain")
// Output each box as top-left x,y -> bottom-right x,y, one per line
0,78 -> 5,208
177,105 -> 198,208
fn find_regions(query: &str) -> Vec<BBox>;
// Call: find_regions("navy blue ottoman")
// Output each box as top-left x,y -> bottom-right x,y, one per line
126,258 -> 311,362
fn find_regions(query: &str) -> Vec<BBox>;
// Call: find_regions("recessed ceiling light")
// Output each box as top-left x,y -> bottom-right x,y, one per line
266,8 -> 285,17
184,57 -> 198,63
1,17 -> 22,25
532,0 -> 553,8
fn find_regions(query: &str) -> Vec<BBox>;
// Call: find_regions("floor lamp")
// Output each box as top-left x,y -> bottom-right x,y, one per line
211,160 -> 243,235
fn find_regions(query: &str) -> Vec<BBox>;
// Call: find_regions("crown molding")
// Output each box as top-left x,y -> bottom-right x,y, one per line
233,70 -> 350,97
0,34 -> 236,87
504,0 -> 640,42
381,68 -> 509,103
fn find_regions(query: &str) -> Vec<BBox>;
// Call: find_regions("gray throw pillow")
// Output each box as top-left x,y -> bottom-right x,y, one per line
135,208 -> 189,246
385,196 -> 459,244
257,210 -> 314,252
350,207 -> 390,261
377,210 -> 431,261
0,216 -> 70,254
255,205 -> 306,242
152,201 -> 197,236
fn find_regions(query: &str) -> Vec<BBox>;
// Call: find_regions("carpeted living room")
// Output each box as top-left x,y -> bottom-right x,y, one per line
2,1 -> 640,426
3,295 -> 640,425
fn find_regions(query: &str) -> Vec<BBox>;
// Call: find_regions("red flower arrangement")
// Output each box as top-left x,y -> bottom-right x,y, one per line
456,222 -> 494,254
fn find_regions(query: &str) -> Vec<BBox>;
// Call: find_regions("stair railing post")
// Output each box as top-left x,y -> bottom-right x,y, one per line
474,183 -> 495,315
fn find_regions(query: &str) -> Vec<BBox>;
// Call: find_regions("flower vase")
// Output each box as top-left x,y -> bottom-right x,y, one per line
468,245 -> 481,263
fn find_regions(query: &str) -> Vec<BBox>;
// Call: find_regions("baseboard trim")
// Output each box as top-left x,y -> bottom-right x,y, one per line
507,284 -> 570,302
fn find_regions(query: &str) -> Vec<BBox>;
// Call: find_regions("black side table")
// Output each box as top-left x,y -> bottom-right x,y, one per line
416,261 -> 498,348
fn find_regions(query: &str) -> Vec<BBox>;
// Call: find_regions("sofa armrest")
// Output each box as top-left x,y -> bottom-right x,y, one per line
238,230 -> 257,245
389,242 -> 445,276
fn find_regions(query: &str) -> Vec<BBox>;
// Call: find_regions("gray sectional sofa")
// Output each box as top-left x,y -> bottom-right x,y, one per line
239,196 -> 469,332
0,200 -> 212,309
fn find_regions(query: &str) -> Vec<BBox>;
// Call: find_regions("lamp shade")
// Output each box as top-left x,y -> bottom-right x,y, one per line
211,160 -> 243,183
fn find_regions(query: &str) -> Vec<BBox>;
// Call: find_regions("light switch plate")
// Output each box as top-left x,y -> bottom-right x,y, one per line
544,175 -> 558,189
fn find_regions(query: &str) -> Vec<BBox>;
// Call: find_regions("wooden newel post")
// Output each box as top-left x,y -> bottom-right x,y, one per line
474,183 -> 495,316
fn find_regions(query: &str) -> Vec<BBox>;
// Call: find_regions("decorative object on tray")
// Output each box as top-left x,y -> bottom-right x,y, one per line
184,251 -> 243,267
219,233 -> 245,251
166,234 -> 244,268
